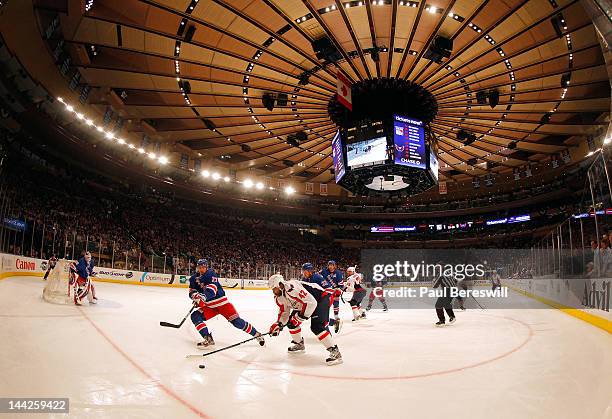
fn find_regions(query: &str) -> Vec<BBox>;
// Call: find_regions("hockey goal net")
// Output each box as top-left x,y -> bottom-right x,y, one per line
42,260 -> 73,304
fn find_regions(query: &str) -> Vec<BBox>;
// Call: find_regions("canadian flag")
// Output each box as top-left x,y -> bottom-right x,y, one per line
336,71 -> 352,111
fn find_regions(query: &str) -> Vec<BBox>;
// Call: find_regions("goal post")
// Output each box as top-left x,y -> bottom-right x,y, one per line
42,259 -> 73,304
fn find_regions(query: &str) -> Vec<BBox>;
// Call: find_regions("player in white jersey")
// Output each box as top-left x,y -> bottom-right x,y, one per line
267,273 -> 343,366
344,267 -> 367,321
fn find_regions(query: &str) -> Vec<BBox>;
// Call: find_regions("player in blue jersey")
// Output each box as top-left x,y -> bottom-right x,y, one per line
189,259 -> 265,349
69,251 -> 97,305
320,260 -> 344,331
301,262 -> 343,333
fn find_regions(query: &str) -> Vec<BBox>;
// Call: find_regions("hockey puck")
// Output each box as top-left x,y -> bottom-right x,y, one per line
198,364 -> 205,369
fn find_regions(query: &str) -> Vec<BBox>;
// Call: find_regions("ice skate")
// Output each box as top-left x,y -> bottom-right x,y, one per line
325,345 -> 343,366
197,334 -> 215,349
334,317 -> 343,333
435,321 -> 445,327
288,338 -> 305,353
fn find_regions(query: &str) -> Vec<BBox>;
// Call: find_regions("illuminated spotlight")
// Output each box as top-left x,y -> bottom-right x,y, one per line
66,104 -> 74,112
256,182 -> 264,190
212,172 -> 221,180
159,156 -> 169,164
76,113 -> 84,120
223,176 -> 230,182
148,152 -> 157,159
285,186 -> 295,195
105,132 -> 114,140
202,170 -> 210,178
57,97 -> 64,103
117,138 -> 126,145
96,126 -> 103,132
605,137 -> 612,145
138,148 -> 145,154
128,144 -> 135,149
244,178 -> 254,188
85,119 -> 94,126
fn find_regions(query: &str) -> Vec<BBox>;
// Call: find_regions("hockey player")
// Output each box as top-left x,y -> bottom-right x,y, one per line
491,269 -> 502,291
267,273 -> 343,366
366,276 -> 388,312
320,260 -> 344,330
344,266 -> 367,321
189,259 -> 264,348
43,254 -> 57,280
432,273 -> 456,327
302,263 -> 342,333
69,251 -> 97,306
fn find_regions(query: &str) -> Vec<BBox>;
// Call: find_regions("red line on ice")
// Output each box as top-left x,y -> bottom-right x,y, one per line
78,307 -> 211,419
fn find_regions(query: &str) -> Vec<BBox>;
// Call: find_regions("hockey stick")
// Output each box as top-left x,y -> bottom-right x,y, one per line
185,332 -> 271,358
160,304 -> 197,328
471,295 -> 485,310
226,283 -> 238,289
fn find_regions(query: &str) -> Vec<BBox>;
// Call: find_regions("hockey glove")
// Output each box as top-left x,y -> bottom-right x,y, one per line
269,322 -> 284,337
191,292 -> 206,306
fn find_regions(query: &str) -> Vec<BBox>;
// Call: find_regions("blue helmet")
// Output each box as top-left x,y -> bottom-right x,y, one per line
327,260 -> 337,267
196,258 -> 208,267
301,263 -> 314,272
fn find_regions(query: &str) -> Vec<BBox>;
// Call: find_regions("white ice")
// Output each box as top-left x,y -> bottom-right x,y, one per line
1,276 -> 611,419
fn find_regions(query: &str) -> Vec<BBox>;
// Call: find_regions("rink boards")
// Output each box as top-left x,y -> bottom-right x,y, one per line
1,253 -> 610,332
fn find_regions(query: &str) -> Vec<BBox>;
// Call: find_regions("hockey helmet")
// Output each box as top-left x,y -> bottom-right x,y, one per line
327,260 -> 337,267
347,266 -> 356,274
301,262 -> 314,272
268,273 -> 284,289
196,258 -> 208,267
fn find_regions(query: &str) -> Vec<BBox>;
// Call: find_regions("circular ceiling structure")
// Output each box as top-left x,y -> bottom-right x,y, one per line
27,0 -> 612,192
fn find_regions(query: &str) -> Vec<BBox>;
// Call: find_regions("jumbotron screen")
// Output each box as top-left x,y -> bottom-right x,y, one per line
393,115 -> 426,169
331,130 -> 346,182
346,136 -> 387,168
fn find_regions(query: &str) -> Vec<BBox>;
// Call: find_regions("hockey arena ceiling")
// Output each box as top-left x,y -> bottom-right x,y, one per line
34,0 -> 611,184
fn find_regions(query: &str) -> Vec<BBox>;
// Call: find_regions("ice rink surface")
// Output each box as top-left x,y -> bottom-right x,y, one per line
1,276 -> 611,419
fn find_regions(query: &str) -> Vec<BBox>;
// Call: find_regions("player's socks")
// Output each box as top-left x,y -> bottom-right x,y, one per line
195,321 -> 209,337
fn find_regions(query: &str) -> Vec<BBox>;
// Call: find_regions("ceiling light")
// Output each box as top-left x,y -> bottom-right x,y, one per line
148,152 -> 157,159
117,138 -> 126,144
138,148 -> 145,154
202,170 -> 210,177
224,176 -> 230,182
66,105 -> 74,112
285,186 -> 295,195
158,156 -> 168,164
244,179 -> 254,188
212,172 -> 220,180
256,182 -> 264,190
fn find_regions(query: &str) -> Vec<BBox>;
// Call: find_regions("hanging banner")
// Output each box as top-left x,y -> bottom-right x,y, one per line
336,71 -> 352,111
305,182 -> 314,194
438,181 -> 447,194
320,183 -> 328,196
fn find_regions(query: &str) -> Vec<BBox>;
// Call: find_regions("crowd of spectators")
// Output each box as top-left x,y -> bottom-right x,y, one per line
0,152 -> 358,277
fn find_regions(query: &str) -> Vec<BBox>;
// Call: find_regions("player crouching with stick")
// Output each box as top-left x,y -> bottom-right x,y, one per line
267,273 -> 343,366
69,251 -> 97,306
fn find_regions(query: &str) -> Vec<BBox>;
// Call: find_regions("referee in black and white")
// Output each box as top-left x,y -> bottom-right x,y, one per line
432,273 -> 457,327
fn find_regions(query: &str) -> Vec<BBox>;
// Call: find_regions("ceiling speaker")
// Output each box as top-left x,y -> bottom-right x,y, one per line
262,93 -> 275,111
312,37 -> 342,63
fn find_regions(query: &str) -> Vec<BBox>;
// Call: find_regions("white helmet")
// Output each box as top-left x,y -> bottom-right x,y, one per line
347,266 -> 356,274
268,273 -> 284,289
